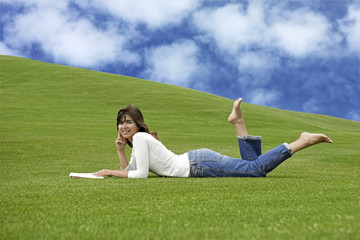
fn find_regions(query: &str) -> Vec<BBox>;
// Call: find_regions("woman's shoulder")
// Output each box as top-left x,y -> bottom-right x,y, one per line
133,132 -> 154,141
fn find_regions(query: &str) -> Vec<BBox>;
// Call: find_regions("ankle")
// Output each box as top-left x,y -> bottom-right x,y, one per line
232,119 -> 244,125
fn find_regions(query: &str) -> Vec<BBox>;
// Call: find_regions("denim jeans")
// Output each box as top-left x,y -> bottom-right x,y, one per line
188,135 -> 293,177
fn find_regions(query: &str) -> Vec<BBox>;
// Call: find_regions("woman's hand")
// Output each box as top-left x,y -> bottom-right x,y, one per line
115,131 -> 126,151
93,169 -> 128,178
93,169 -> 111,177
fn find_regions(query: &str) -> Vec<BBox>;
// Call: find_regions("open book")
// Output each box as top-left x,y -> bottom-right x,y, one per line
69,172 -> 104,179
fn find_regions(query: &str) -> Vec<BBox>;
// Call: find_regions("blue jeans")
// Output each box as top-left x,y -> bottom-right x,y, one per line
188,135 -> 293,177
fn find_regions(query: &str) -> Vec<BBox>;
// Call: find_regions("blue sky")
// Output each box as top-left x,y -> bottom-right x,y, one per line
1,0 -> 359,121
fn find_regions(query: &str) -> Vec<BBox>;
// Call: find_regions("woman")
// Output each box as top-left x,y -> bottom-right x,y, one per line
94,98 -> 332,178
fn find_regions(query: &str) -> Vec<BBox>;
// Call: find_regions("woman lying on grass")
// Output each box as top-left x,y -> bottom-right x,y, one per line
94,98 -> 332,178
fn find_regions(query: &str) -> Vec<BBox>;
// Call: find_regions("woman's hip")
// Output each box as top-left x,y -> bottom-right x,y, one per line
188,148 -> 266,178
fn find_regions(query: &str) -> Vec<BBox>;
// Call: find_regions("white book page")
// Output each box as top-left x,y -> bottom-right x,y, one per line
69,172 -> 104,179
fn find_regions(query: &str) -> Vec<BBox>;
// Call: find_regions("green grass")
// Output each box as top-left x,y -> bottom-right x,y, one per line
1,55 -> 359,240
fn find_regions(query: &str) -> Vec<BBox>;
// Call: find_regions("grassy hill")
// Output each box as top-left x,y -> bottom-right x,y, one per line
1,55 -> 359,239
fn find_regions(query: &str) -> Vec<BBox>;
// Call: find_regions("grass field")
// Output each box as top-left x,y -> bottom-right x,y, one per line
1,55 -> 359,240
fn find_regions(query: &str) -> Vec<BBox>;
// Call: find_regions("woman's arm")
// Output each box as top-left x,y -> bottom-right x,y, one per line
126,133 -> 149,178
115,133 -> 129,170
93,169 -> 129,178
94,133 -> 150,178
93,132 -> 130,177
117,149 -> 129,170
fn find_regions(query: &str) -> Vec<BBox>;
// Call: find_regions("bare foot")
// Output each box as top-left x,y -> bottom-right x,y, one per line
300,132 -> 333,146
289,132 -> 332,153
228,98 -> 243,124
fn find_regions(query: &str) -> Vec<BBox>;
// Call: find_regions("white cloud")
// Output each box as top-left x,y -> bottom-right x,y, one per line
237,51 -> 280,88
1,0 -> 68,9
302,98 -> 324,114
143,40 -> 200,86
3,3 -> 140,68
248,88 -> 282,107
193,2 -> 337,58
0,42 -> 23,57
238,52 -> 279,70
193,2 -> 266,54
82,0 -> 201,30
269,8 -> 334,57
339,4 -> 360,53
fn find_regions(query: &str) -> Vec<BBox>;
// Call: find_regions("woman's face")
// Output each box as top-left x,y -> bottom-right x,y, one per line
118,115 -> 139,142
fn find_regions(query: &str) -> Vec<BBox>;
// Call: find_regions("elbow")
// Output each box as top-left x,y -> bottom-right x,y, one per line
128,171 -> 148,178
137,171 -> 149,178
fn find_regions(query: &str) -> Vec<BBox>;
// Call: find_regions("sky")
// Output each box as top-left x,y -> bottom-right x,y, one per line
1,0 -> 359,121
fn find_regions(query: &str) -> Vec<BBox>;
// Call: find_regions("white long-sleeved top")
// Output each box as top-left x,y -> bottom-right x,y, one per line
124,132 -> 190,178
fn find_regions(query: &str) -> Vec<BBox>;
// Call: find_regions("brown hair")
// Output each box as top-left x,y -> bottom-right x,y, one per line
117,104 -> 158,147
